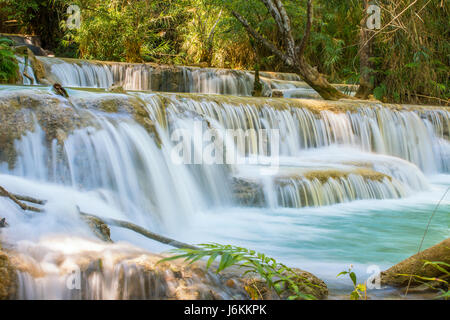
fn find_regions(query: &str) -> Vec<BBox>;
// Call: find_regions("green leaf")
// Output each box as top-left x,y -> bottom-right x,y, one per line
373,85 -> 386,100
337,271 -> 349,278
206,252 -> 219,269
349,272 -> 357,286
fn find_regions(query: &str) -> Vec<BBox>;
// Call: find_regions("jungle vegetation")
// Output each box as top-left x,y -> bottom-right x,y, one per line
0,0 -> 448,103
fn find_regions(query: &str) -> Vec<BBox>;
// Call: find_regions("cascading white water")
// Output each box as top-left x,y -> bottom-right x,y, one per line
4,94 -> 228,233
0,85 -> 448,300
16,55 -> 37,85
35,56 -> 355,98
160,94 -> 449,173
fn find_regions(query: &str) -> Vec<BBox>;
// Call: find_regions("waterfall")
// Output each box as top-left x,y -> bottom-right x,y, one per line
12,236 -> 245,300
1,87 -> 446,213
16,55 -> 37,85
276,174 -> 405,208
0,85 -> 448,300
161,94 -> 449,173
35,56 -> 355,98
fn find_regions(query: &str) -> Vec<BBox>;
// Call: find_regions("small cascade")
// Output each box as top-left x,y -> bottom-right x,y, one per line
160,94 -> 449,173
34,56 -> 334,97
232,148 -> 430,208
183,67 -> 258,96
0,89 -> 231,233
0,85 -> 449,299
16,55 -> 37,85
276,174 -> 405,208
40,57 -> 114,88
11,237 -> 246,300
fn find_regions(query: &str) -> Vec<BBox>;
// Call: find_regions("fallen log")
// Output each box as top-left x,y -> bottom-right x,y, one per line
78,209 -> 199,250
0,186 -> 43,213
1,185 -> 196,250
0,185 -> 198,249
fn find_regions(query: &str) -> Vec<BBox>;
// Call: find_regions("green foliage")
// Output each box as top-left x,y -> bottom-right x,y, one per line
4,0 -> 66,49
373,84 -> 387,101
61,0 -> 185,63
372,0 -> 449,104
1,0 -> 447,104
398,260 -> 449,300
159,243 -> 318,300
0,37 -> 18,83
337,266 -> 367,300
178,0 -> 224,66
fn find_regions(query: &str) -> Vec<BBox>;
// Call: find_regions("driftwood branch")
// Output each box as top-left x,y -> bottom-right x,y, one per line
78,211 -> 199,250
0,186 -> 43,213
0,185 -> 197,250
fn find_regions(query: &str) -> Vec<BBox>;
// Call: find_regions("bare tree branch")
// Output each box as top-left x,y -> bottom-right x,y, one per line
260,0 -> 296,58
207,9 -> 223,45
359,0 -> 420,53
296,0 -> 313,57
272,0 -> 296,57
0,186 -> 43,213
231,10 -> 293,66
261,0 -> 286,34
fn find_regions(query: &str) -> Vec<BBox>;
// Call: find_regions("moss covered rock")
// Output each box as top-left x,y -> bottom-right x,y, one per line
0,249 -> 17,300
0,90 -> 89,168
381,238 -> 450,289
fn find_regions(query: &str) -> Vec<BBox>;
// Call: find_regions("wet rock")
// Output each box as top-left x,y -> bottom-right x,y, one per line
108,84 -> 126,94
0,218 -> 8,228
53,83 -> 69,98
0,249 -> 17,300
224,267 -> 328,300
2,238 -> 328,300
81,215 -> 112,243
0,90 -> 90,168
231,177 -> 265,207
271,90 -> 284,98
381,238 -> 450,289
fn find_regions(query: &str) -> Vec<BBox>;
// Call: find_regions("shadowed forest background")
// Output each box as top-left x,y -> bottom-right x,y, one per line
0,0 -> 448,104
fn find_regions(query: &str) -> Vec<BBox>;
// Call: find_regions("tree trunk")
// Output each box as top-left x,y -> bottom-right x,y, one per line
294,57 -> 347,100
355,0 -> 374,99
252,62 -> 263,97
200,9 -> 222,67
231,1 -> 351,101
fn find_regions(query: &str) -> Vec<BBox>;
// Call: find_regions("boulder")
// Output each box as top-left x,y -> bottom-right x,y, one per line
81,215 -> 113,243
0,249 -> 17,300
230,268 -> 328,300
231,177 -> 265,207
381,238 -> 450,289
271,90 -> 284,98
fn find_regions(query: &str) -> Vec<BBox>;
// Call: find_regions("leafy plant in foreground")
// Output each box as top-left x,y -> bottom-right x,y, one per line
0,37 -> 19,83
159,243 -> 318,300
398,260 -> 449,300
337,265 -> 367,300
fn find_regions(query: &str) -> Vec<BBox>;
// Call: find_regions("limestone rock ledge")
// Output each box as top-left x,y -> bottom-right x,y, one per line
0,249 -> 17,300
0,244 -> 327,300
381,238 -> 450,291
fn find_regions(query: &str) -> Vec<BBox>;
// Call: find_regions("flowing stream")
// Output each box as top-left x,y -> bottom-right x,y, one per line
0,59 -> 448,299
